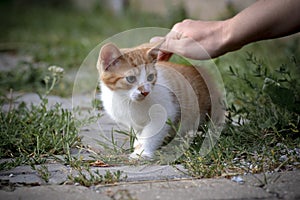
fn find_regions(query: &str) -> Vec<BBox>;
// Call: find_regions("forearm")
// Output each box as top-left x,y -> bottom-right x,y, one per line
225,0 -> 300,51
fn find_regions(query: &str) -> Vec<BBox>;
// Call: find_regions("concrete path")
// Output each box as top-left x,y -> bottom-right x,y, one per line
1,168 -> 299,200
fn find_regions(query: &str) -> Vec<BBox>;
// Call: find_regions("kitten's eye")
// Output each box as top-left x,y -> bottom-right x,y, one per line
147,74 -> 155,82
126,75 -> 136,83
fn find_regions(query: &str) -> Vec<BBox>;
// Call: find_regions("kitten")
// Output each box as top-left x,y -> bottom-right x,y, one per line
97,42 -> 213,159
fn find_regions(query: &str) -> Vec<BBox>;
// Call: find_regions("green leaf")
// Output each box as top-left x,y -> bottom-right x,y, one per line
262,78 -> 300,113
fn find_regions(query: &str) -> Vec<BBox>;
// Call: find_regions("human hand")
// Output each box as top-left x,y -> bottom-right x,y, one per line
151,1 -> 300,61
151,19 -> 231,60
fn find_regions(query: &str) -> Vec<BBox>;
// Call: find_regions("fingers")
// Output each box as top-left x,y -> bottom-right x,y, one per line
150,29 -> 189,56
160,37 -> 185,55
150,36 -> 173,61
150,31 -> 211,60
161,37 -> 211,60
165,29 -> 184,40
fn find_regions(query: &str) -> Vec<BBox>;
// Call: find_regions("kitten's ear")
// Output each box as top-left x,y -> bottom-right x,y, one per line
98,43 -> 122,71
147,47 -> 159,62
147,41 -> 172,62
147,41 -> 162,62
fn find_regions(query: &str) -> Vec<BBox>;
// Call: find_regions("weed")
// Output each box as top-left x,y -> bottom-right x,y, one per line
114,128 -> 137,153
68,166 -> 126,187
33,164 -> 51,183
108,189 -> 137,200
90,128 -> 140,166
182,53 -> 300,178
0,66 -> 81,170
226,53 -> 299,139
97,128 -> 136,156
52,149 -> 91,170
0,100 -> 80,167
250,172 -> 281,188
0,62 -> 46,95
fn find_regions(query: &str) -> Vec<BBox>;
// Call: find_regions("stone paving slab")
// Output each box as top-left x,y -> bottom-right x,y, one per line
0,53 -> 32,71
1,170 -> 299,200
79,113 -> 130,152
96,170 -> 300,200
0,162 -> 190,185
0,185 -> 110,200
99,178 -> 273,200
257,170 -> 300,199
0,163 -> 71,185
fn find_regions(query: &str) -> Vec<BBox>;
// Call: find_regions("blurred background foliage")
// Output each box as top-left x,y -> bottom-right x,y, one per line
0,0 -> 188,69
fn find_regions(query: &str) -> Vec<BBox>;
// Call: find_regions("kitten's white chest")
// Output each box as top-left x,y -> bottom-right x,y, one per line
100,81 -> 178,132
100,84 -> 151,130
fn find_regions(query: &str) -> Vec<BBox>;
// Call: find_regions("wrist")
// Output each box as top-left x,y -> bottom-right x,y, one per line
220,18 -> 243,54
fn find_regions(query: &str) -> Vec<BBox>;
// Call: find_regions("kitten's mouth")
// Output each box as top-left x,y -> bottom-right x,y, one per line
131,89 -> 150,102
132,95 -> 146,102
131,92 -> 149,102
141,91 -> 149,96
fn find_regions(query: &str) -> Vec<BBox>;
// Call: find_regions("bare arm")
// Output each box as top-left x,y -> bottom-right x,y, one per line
153,0 -> 300,60
228,0 -> 300,51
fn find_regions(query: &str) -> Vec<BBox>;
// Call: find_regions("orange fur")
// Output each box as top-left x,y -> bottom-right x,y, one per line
157,61 -> 211,120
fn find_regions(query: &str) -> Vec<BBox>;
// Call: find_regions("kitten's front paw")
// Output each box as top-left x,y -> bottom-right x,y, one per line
129,151 -> 153,160
130,141 -> 154,160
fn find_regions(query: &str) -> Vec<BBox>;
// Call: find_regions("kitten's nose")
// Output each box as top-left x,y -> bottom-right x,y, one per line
138,85 -> 150,97
141,91 -> 149,96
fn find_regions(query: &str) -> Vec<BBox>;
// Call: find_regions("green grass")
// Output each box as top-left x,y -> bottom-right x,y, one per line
34,164 -> 51,183
67,168 -> 126,187
0,99 -> 79,158
0,66 -> 81,170
182,53 -> 300,178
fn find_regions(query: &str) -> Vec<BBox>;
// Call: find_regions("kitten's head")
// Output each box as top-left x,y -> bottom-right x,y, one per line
97,42 -> 166,101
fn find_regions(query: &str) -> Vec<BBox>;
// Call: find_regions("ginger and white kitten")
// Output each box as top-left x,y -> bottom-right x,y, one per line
97,42 -> 212,159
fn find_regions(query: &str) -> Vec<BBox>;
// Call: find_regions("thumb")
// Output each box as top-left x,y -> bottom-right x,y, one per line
150,36 -> 164,43
159,38 -> 186,56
